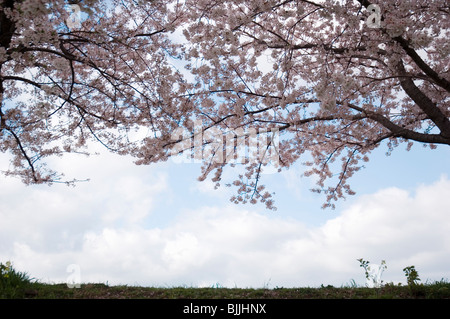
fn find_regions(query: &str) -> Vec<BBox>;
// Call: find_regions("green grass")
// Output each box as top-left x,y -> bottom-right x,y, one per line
1,281 -> 449,299
2,261 -> 450,299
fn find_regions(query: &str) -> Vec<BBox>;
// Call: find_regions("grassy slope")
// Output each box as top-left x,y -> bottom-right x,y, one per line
6,281 -> 450,299
2,262 -> 450,299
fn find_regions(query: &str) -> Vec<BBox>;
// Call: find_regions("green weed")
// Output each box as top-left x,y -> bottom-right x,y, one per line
0,261 -> 37,298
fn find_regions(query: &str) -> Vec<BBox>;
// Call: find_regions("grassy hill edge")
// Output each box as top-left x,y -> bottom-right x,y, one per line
2,281 -> 450,299
2,261 -> 450,299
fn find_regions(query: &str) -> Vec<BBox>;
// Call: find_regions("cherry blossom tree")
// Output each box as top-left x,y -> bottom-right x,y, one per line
168,0 -> 450,209
0,0 -> 187,183
1,0 -> 449,209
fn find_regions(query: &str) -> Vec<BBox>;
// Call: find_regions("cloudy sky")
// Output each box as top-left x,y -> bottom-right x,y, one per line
1,136 -> 449,288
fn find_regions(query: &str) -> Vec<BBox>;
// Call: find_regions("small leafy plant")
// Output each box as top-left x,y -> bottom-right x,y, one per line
403,265 -> 425,296
357,258 -> 387,288
403,265 -> 420,286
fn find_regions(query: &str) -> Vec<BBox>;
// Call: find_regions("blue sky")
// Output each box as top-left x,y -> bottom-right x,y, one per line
1,137 -> 449,288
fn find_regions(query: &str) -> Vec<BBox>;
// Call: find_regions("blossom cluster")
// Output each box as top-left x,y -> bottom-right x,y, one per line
1,0 -> 449,209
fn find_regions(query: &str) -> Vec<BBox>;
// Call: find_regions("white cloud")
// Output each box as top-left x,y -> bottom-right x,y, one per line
0,148 -> 169,266
1,142 -> 449,289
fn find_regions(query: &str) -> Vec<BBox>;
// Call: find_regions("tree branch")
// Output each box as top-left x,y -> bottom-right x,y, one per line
396,61 -> 450,138
393,36 -> 450,93
7,128 -> 39,183
346,101 -> 450,145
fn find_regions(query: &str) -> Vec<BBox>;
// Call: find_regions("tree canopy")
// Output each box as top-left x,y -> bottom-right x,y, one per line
1,0 -> 449,209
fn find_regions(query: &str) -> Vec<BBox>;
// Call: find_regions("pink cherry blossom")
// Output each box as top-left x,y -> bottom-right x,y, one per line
1,0 -> 449,210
